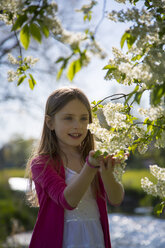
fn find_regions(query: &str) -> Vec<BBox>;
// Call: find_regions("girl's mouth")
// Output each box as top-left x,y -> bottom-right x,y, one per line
68,133 -> 82,139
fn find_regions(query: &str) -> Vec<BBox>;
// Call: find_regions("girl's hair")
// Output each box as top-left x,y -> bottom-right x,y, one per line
26,86 -> 99,207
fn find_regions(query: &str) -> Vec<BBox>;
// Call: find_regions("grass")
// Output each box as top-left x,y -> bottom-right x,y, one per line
122,169 -> 157,191
0,169 -> 25,184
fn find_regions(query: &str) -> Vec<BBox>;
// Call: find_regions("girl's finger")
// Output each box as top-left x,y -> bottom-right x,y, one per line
89,150 -> 95,157
107,156 -> 114,166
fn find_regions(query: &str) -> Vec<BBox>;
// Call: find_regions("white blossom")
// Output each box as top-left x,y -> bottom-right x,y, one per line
60,29 -> 86,47
88,102 -> 148,182
106,2 -> 165,88
103,102 -> 127,129
155,131 -> 165,149
7,70 -> 19,82
8,54 -> 19,65
139,106 -> 165,121
141,165 -> 165,199
137,144 -> 148,154
24,56 -> 39,66
0,0 -> 19,24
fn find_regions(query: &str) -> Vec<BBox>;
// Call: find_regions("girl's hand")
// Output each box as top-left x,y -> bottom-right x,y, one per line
88,150 -> 104,168
101,155 -> 118,175
101,153 -> 129,175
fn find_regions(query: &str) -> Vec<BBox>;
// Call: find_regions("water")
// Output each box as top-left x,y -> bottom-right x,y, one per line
109,214 -> 165,248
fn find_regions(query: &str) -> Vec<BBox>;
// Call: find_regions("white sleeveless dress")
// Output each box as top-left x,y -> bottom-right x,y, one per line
62,167 -> 105,248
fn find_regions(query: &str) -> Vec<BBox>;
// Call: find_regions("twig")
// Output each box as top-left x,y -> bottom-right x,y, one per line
14,30 -> 23,62
133,122 -> 165,130
94,0 -> 107,35
93,93 -> 130,108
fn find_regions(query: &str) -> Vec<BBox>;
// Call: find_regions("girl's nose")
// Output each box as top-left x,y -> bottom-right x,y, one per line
73,120 -> 81,128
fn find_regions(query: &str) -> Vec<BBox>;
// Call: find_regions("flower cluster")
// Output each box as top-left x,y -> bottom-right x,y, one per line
24,56 -> 39,66
141,165 -> 165,199
7,54 -> 39,82
8,54 -> 20,65
7,70 -> 19,82
139,106 -> 165,148
88,102 -> 147,182
139,106 -> 165,122
106,2 -> 165,89
0,0 -> 20,25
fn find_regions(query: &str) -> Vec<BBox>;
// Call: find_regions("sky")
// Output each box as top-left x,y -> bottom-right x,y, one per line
0,0 -> 148,147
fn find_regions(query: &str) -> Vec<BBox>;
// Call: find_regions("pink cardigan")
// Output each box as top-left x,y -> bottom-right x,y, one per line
29,155 -> 111,248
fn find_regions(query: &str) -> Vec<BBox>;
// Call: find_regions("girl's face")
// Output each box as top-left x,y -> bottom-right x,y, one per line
51,99 -> 89,150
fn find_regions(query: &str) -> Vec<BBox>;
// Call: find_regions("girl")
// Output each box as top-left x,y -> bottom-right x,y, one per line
26,87 -> 124,248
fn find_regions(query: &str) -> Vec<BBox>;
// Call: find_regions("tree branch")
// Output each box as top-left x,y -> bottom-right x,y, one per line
94,0 -> 107,36
133,122 -> 165,131
93,93 -> 129,108
13,30 -> 23,62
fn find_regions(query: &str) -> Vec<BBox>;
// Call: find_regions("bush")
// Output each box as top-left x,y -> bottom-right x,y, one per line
0,170 -> 38,244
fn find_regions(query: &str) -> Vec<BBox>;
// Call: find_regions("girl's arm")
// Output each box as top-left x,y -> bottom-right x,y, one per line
63,151 -> 103,208
100,156 -> 124,206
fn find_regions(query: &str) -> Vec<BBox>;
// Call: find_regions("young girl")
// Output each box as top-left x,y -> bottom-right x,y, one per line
26,87 -> 124,248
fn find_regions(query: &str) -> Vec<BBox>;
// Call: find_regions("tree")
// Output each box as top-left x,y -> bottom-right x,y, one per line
0,136 -> 36,169
1,0 -> 165,214
0,0 -> 105,87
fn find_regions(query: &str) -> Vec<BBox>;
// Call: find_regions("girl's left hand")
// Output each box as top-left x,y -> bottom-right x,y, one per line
100,155 -> 119,175
100,153 -> 129,175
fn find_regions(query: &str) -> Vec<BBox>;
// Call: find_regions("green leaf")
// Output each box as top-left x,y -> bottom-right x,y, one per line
144,118 -> 149,125
88,12 -> 92,21
129,143 -> 138,154
131,54 -> 143,61
12,14 -> 28,31
20,24 -> 30,50
29,73 -> 37,90
125,85 -> 139,104
56,67 -> 64,80
30,23 -> 42,43
17,75 -> 27,86
93,150 -> 102,158
92,107 -> 98,112
91,100 -> 97,105
67,59 -> 81,81
84,14 -> 88,22
120,32 -> 136,50
103,65 -> 116,70
120,32 -> 129,49
150,84 -> 165,105
56,57 -> 65,63
103,151 -> 108,157
154,202 -> 165,216
28,79 -> 33,90
134,91 -> 143,104
27,5 -> 38,13
127,34 -> 136,49
41,25 -> 49,38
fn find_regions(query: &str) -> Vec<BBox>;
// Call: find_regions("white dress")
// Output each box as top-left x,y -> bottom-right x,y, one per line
62,167 -> 105,248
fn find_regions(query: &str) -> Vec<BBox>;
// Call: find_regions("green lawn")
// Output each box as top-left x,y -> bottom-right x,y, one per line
0,169 -> 25,184
122,169 -> 157,191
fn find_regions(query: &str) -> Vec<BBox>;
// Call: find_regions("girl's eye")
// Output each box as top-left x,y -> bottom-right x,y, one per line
81,117 -> 88,121
64,117 -> 72,120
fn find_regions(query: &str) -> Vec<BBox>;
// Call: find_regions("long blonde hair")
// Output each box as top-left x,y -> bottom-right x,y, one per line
26,87 -> 99,207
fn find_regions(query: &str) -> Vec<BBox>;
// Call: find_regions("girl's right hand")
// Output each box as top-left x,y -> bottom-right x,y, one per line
87,150 -> 104,168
